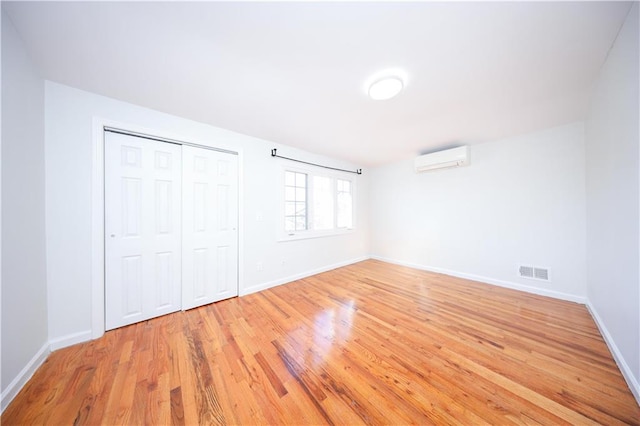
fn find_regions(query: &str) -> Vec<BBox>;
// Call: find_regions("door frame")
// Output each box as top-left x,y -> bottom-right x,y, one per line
91,117 -> 244,339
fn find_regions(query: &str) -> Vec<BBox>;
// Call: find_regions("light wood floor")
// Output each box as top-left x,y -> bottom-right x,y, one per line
2,260 -> 639,425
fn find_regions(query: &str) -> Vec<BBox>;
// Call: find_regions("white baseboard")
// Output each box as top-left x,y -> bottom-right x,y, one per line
240,256 -> 369,296
49,329 -> 92,351
370,255 -> 587,304
1,342 -> 50,413
586,302 -> 640,405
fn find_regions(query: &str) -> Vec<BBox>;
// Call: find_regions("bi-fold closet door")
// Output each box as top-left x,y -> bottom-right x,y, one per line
181,145 -> 239,310
105,131 -> 238,331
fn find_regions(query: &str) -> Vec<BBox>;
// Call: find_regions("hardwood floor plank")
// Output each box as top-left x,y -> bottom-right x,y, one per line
170,386 -> 185,426
254,351 -> 288,398
2,260 -> 638,425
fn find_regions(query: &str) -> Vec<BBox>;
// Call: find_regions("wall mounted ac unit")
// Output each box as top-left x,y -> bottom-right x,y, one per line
414,146 -> 469,173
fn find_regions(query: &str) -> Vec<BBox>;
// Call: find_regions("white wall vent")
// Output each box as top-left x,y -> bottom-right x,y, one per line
519,265 -> 550,282
519,265 -> 534,278
414,146 -> 469,173
534,267 -> 549,281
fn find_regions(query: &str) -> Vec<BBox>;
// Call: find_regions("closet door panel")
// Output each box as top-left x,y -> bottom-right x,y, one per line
182,146 -> 238,310
105,132 -> 182,330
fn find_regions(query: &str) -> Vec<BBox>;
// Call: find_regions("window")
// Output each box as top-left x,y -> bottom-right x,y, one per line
336,179 -> 353,229
312,176 -> 334,230
284,171 -> 307,232
281,168 -> 355,240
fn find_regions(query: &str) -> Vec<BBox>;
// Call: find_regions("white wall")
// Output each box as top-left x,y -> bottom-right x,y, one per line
585,3 -> 639,399
370,122 -> 587,302
1,10 -> 49,410
45,81 -> 370,346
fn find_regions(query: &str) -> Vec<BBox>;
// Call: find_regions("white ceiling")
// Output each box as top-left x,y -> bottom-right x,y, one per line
3,1 -> 633,167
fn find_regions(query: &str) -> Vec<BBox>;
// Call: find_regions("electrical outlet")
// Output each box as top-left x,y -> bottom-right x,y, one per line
257,262 -> 263,271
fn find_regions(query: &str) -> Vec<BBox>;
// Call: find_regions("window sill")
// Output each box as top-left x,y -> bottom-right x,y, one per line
278,228 -> 354,242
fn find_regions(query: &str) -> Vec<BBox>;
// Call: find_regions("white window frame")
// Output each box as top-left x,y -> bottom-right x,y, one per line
278,164 -> 356,242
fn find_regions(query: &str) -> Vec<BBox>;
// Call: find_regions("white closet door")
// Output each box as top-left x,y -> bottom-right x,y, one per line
182,145 -> 239,310
105,132 -> 182,330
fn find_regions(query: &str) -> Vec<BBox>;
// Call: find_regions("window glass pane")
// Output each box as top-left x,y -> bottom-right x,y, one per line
285,171 -> 296,186
284,171 -> 307,233
285,216 -> 295,232
295,216 -> 306,231
313,176 -> 334,230
295,202 -> 306,216
337,193 -> 353,228
285,186 -> 296,201
337,179 -> 353,228
285,202 -> 296,216
295,172 -> 306,187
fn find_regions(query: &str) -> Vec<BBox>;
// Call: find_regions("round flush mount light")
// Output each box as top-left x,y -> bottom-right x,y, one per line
365,69 -> 407,100
368,77 -> 404,100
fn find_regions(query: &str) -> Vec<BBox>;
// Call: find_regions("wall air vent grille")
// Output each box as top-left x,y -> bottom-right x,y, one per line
519,266 -> 534,278
519,265 -> 550,282
534,267 -> 549,281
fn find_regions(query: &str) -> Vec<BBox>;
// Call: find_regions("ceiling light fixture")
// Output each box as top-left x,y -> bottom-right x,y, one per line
368,76 -> 404,100
365,69 -> 407,101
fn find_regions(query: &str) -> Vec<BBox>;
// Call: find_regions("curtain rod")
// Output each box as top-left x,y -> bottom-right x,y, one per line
271,149 -> 362,175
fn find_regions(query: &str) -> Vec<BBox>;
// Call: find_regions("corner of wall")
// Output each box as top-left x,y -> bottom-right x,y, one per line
1,7 -> 49,414
241,255 -> 370,296
0,342 -> 50,413
584,0 -> 640,402
48,330 -> 93,352
586,302 -> 640,404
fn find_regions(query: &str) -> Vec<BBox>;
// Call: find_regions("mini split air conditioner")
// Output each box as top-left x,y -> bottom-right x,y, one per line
414,146 -> 470,173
